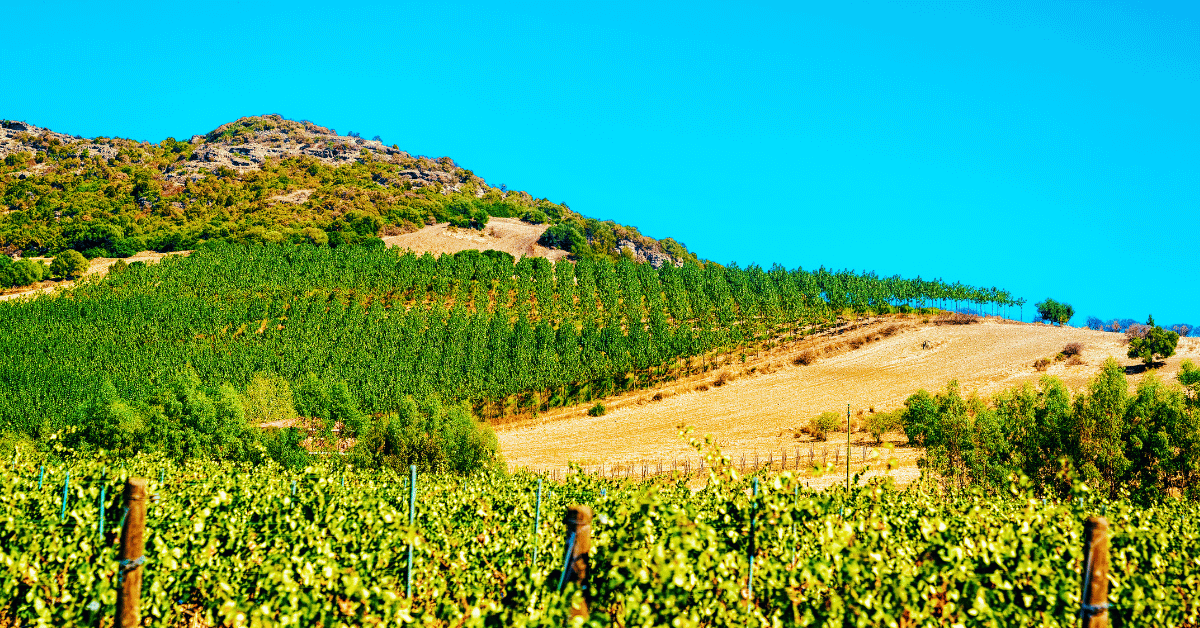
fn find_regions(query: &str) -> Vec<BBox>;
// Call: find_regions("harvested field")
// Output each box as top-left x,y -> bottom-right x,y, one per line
496,317 -> 1200,484
382,216 -> 568,262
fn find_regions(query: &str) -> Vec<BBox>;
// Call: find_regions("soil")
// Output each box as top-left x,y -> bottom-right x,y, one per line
382,217 -> 568,262
495,317 -> 1200,485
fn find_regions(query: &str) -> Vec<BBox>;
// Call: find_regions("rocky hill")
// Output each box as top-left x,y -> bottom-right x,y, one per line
0,115 -> 696,266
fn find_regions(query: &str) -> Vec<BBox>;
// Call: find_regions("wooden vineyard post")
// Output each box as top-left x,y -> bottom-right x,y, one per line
557,505 -> 593,619
1079,516 -> 1110,628
115,477 -> 148,628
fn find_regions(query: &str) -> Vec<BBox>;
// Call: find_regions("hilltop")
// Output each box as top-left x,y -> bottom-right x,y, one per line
0,115 -> 696,266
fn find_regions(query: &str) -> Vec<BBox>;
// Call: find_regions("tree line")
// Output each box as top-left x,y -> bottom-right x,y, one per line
902,357 -> 1200,501
0,243 -> 1021,441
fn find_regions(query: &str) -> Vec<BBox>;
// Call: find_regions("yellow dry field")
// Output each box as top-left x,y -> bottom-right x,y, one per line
0,250 -> 190,302
495,318 -> 1200,488
383,216 -> 569,262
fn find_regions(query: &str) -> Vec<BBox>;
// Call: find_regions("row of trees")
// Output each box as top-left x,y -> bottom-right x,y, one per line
0,243 -> 1022,435
903,358 -> 1200,501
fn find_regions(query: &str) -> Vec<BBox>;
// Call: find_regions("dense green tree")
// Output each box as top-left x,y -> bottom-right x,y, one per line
50,250 -> 88,279
1128,316 -> 1180,367
1035,298 -> 1074,325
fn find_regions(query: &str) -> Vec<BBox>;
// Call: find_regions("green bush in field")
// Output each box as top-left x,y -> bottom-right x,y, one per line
1127,315 -> 1180,367
864,409 -> 902,444
50,249 -> 88,279
808,411 -> 841,441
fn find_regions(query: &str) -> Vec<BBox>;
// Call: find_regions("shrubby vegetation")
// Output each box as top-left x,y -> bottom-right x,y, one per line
1126,315 -> 1180,366
0,115 -> 698,266
807,411 -> 842,441
8,363 -> 501,473
62,368 -> 306,467
0,256 -> 48,288
902,358 -> 1200,501
347,396 -> 502,474
1086,315 -> 1195,337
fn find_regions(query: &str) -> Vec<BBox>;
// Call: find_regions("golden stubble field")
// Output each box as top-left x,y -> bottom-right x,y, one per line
383,216 -> 568,262
495,318 -> 1200,487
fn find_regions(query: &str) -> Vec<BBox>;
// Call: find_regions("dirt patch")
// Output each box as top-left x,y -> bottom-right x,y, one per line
267,189 -> 313,204
496,318 -> 1200,478
0,250 -> 190,302
382,216 -> 568,262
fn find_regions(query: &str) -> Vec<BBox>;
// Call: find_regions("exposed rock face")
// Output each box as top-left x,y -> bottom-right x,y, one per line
0,114 -> 488,196
617,239 -> 683,269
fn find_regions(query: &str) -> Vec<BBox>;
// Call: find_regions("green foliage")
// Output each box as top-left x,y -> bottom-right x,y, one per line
1128,316 -> 1180,366
587,402 -> 606,417
864,409 -> 902,443
808,411 -> 842,441
1035,298 -> 1075,325
49,249 -> 88,279
240,373 -> 298,426
0,244 -> 1024,437
538,222 -> 586,253
0,257 -> 48,289
2,458 -> 1199,625
348,396 -> 501,474
60,369 -> 308,468
908,359 -> 1200,500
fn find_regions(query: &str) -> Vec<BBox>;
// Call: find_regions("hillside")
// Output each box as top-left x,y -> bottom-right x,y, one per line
0,115 -> 696,266
496,316 -> 1200,483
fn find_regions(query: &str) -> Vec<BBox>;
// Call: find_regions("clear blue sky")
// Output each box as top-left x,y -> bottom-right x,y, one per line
5,1 -> 1197,327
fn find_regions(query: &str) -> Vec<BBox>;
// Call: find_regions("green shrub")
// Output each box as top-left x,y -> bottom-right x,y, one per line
588,402 -> 607,417
808,411 -> 842,441
50,250 -> 88,279
864,410 -> 902,444
348,396 -> 501,474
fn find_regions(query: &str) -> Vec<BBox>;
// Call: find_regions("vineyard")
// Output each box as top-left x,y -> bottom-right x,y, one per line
2,455 -> 1197,626
0,243 -> 1019,436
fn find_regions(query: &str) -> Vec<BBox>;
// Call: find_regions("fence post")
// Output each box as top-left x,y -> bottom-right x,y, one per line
748,477 -> 759,599
407,464 -> 416,599
60,469 -> 70,522
1079,516 -> 1110,628
115,478 -> 148,628
558,505 -> 593,618
98,482 -> 107,537
532,479 -> 543,566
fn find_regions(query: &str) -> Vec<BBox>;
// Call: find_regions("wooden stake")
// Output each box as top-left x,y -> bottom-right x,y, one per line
559,505 -> 593,618
1079,516 -> 1110,628
115,478 -> 148,628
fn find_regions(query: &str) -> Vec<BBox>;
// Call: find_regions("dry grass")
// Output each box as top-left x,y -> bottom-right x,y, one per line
497,318 -> 1200,478
382,216 -> 568,262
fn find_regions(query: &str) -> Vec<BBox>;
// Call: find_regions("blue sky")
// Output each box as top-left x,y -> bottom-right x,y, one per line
4,1 -> 1197,327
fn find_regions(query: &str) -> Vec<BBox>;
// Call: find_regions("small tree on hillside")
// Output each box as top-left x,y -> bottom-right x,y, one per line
1127,315 -> 1179,367
50,250 -> 88,279
1036,298 -> 1074,326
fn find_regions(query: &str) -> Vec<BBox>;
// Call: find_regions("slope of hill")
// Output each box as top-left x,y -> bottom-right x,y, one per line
0,115 -> 696,266
495,317 -> 1200,478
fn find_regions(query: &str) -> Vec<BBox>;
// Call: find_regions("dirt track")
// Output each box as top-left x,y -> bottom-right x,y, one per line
495,318 -> 1200,480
